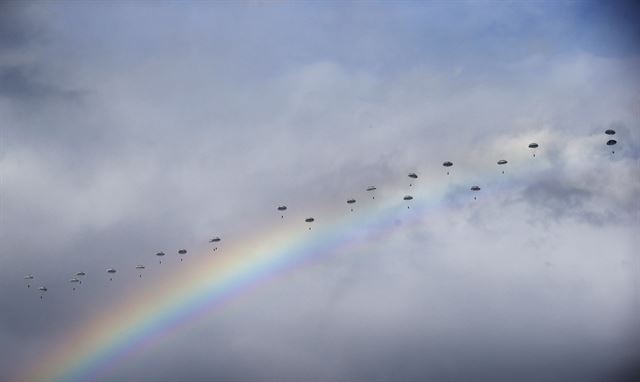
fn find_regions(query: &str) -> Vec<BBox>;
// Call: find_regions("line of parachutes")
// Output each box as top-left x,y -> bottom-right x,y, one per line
24,129 -> 621,298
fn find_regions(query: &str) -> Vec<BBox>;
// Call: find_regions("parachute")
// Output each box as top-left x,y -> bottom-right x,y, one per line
69,278 -> 80,291
277,205 -> 287,219
470,185 -> 481,200
443,161 -> 453,175
305,217 -> 315,230
24,274 -> 34,288
403,195 -> 413,208
136,265 -> 145,278
347,199 -> 356,212
497,159 -> 508,174
106,268 -> 116,281
605,129 -> 616,135
75,272 -> 86,277
408,173 -> 418,187
209,237 -> 221,243
178,249 -> 187,262
607,139 -> 617,155
528,143 -> 539,157
38,286 -> 47,298
366,186 -> 377,199
156,251 -> 166,264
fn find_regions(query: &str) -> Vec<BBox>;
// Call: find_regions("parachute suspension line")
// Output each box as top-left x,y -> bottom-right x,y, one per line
277,206 -> 287,220
470,186 -> 481,200
366,187 -> 377,200
443,161 -> 453,177
305,217 -> 315,230
403,195 -> 413,209
408,173 -> 418,188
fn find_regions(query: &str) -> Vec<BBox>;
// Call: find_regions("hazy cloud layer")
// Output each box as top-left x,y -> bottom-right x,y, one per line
1,2 -> 639,381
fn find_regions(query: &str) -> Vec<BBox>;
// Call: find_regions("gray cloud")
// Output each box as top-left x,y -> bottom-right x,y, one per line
1,2 -> 639,381
0,65 -> 81,103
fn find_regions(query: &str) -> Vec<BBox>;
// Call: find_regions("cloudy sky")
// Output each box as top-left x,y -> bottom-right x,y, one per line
1,1 -> 639,381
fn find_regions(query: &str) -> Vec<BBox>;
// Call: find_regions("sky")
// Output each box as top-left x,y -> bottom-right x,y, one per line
1,1 -> 639,381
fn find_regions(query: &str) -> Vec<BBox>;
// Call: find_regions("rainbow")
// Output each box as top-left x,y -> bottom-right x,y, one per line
21,158 -> 542,382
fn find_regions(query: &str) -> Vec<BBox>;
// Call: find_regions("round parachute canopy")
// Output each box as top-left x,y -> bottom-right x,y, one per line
75,272 -> 86,276
443,161 -> 453,167
69,278 -> 80,283
528,143 -> 539,148
403,195 -> 413,201
38,287 -> 47,292
178,249 -> 187,255
408,173 -> 418,179
135,265 -> 145,269
305,218 -> 315,223
607,139 -> 617,146
366,186 -> 377,192
277,206 -> 287,211
209,237 -> 221,243
605,129 -> 616,135
155,251 -> 165,257
106,268 -> 117,274
497,160 -> 508,165
24,274 -> 34,280
470,186 -> 481,191
347,199 -> 356,204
